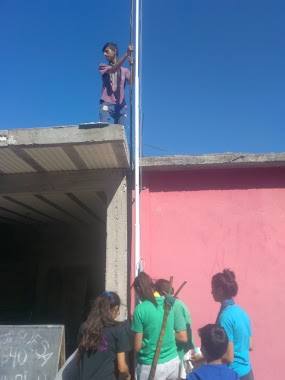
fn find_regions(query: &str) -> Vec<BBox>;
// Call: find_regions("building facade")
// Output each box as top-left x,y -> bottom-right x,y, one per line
132,154 -> 285,380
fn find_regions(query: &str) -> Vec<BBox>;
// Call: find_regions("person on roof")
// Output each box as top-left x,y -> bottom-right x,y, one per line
99,42 -> 134,126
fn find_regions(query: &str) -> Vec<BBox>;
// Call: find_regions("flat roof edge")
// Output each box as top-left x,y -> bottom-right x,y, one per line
140,153 -> 285,171
0,124 -> 127,147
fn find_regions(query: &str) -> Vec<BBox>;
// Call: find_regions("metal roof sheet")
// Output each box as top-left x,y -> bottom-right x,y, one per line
0,124 -> 128,224
0,124 -> 129,174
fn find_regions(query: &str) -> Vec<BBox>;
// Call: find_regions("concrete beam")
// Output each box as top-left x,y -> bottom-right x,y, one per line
140,153 -> 285,171
105,173 -> 128,320
0,169 -> 126,195
0,124 -> 128,147
0,124 -> 130,169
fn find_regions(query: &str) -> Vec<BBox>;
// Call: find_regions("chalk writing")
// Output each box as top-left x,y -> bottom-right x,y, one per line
0,325 -> 64,380
0,373 -> 28,380
0,330 -> 53,368
0,347 -> 28,368
0,372 -> 47,380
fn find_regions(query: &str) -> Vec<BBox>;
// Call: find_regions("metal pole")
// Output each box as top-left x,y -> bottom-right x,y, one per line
129,0 -> 134,166
134,0 -> 140,277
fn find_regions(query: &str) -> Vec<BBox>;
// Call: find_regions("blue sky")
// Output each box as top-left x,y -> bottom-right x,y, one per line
1,0 -> 284,156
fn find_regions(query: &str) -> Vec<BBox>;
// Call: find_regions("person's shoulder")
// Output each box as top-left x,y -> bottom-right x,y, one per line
221,304 -> 239,320
174,298 -> 190,316
174,298 -> 183,306
187,364 -> 210,379
117,321 -> 131,331
121,318 -> 132,331
105,323 -> 128,337
235,304 -> 250,316
225,304 -> 250,319
113,322 -> 130,336
142,298 -> 162,307
193,364 -> 237,379
136,299 -> 163,314
174,298 -> 188,310
134,300 -> 151,313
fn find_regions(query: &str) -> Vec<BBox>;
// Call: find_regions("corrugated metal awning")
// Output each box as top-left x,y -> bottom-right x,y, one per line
0,124 -> 129,224
0,124 -> 129,174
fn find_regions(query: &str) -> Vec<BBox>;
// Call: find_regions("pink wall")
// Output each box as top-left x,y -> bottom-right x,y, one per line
132,167 -> 285,380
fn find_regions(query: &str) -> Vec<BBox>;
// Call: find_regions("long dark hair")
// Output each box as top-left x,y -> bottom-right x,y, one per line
212,269 -> 238,298
77,291 -> 120,361
133,272 -> 157,306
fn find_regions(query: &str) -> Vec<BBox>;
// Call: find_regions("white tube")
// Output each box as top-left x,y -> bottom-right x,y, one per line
134,0 -> 140,277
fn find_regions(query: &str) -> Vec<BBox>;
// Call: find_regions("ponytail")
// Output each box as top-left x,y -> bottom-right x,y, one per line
133,272 -> 157,306
212,268 -> 238,298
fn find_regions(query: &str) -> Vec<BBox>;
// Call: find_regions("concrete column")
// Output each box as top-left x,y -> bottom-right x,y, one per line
105,170 -> 128,320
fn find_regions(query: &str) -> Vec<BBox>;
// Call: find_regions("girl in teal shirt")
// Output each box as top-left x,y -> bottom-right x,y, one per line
211,269 -> 254,380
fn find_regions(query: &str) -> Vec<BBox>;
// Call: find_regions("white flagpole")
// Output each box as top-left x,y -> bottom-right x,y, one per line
134,0 -> 141,277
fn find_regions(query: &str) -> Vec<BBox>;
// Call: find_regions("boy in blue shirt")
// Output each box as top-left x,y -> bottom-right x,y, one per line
187,324 -> 238,380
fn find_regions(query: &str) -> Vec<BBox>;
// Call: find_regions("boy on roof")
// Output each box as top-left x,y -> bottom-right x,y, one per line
99,42 -> 134,126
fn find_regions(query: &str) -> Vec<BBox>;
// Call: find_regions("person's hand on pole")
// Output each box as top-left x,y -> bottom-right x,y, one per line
127,44 -> 134,56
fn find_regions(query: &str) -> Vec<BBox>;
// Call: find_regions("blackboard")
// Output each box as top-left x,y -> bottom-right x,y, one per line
0,325 -> 65,380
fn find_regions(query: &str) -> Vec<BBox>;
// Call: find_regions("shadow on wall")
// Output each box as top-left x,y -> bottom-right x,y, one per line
144,167 -> 285,192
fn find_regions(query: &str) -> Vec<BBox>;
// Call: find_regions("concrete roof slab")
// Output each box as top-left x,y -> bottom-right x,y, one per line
0,124 -> 129,224
0,124 -> 130,174
140,153 -> 285,171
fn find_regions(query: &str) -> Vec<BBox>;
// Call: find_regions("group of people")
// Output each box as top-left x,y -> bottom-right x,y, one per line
93,43 -> 254,379
75,269 -> 253,380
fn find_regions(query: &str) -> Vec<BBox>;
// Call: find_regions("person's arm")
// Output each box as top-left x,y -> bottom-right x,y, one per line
219,313 -> 234,364
117,352 -> 131,380
221,341 -> 234,364
175,330 -> 188,343
191,352 -> 204,362
133,332 -> 143,352
173,300 -> 188,343
104,44 -> 134,74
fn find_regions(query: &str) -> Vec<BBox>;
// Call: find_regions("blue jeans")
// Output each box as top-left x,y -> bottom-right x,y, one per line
99,101 -> 127,126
